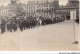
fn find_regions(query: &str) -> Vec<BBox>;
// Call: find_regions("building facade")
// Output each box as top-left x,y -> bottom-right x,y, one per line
26,1 -> 37,17
25,0 -> 59,18
68,0 -> 79,7
0,0 -> 79,21
54,0 -> 79,20
68,0 -> 79,19
0,5 -> 11,18
0,0 -> 26,20
36,0 -> 59,18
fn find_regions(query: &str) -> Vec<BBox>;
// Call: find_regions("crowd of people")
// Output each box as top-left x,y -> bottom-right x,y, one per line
0,16 -> 65,34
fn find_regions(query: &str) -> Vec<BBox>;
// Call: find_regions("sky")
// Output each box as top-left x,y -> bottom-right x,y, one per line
0,0 -> 68,6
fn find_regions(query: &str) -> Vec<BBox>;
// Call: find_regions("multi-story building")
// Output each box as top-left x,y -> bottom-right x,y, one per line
0,5 -> 11,18
0,0 -> 79,20
54,0 -> 79,20
36,0 -> 59,18
0,0 -> 26,20
9,0 -> 26,17
54,5 -> 69,20
25,0 -> 59,18
11,0 -> 19,5
0,0 -> 18,19
37,1 -> 51,17
25,1 -> 38,17
68,0 -> 79,19
68,0 -> 79,8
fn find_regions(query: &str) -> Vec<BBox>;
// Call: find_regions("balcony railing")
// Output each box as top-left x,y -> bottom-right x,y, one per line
37,8 -> 54,12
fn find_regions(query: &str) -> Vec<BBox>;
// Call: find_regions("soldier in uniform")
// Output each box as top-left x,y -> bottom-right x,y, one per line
19,20 -> 23,31
9,21 -> 13,32
13,22 -> 17,32
1,19 -> 6,34
7,21 -> 10,31
1,23 -> 5,34
23,19 -> 26,30
75,18 -> 79,24
36,17 -> 40,27
53,17 -> 56,23
26,19 -> 30,29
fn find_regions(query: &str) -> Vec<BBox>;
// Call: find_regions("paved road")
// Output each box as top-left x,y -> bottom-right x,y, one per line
0,20 -> 79,51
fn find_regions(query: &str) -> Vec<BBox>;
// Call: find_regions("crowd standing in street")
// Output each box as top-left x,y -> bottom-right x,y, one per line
0,16 -> 66,34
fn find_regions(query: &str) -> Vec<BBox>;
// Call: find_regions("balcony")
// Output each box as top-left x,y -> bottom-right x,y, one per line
37,8 -> 54,12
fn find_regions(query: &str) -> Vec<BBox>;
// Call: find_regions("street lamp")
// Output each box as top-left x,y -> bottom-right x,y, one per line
73,9 -> 78,44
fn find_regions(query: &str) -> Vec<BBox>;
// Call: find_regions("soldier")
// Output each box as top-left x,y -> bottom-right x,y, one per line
1,23 -> 5,34
66,16 -> 70,20
22,20 -> 26,30
9,22 -> 13,32
36,17 -> 40,27
1,19 -> 6,34
31,20 -> 34,28
34,19 -> 37,27
42,18 -> 46,25
56,17 -> 59,23
45,18 -> 48,25
26,19 -> 29,29
75,18 -> 79,24
7,22 -> 10,31
53,17 -> 56,23
19,21 -> 23,31
13,22 -> 17,32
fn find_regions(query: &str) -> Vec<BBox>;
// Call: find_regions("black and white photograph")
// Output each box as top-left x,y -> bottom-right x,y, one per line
0,0 -> 79,51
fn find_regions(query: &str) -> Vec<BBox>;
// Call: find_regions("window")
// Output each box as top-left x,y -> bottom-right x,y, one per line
29,11 -> 30,13
42,5 -> 43,7
27,7 -> 28,9
52,8 -> 53,10
47,4 -> 48,7
29,7 -> 30,9
34,11 -> 35,13
37,1 -> 38,4
51,5 -> 53,7
44,12 -> 45,14
44,4 -> 45,7
47,1 -> 48,3
59,11 -> 61,13
37,6 -> 38,8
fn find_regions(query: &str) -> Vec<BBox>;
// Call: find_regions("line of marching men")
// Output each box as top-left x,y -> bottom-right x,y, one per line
0,17 -> 65,34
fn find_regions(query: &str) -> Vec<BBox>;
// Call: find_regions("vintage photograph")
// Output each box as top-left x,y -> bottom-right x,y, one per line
0,0 -> 79,51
